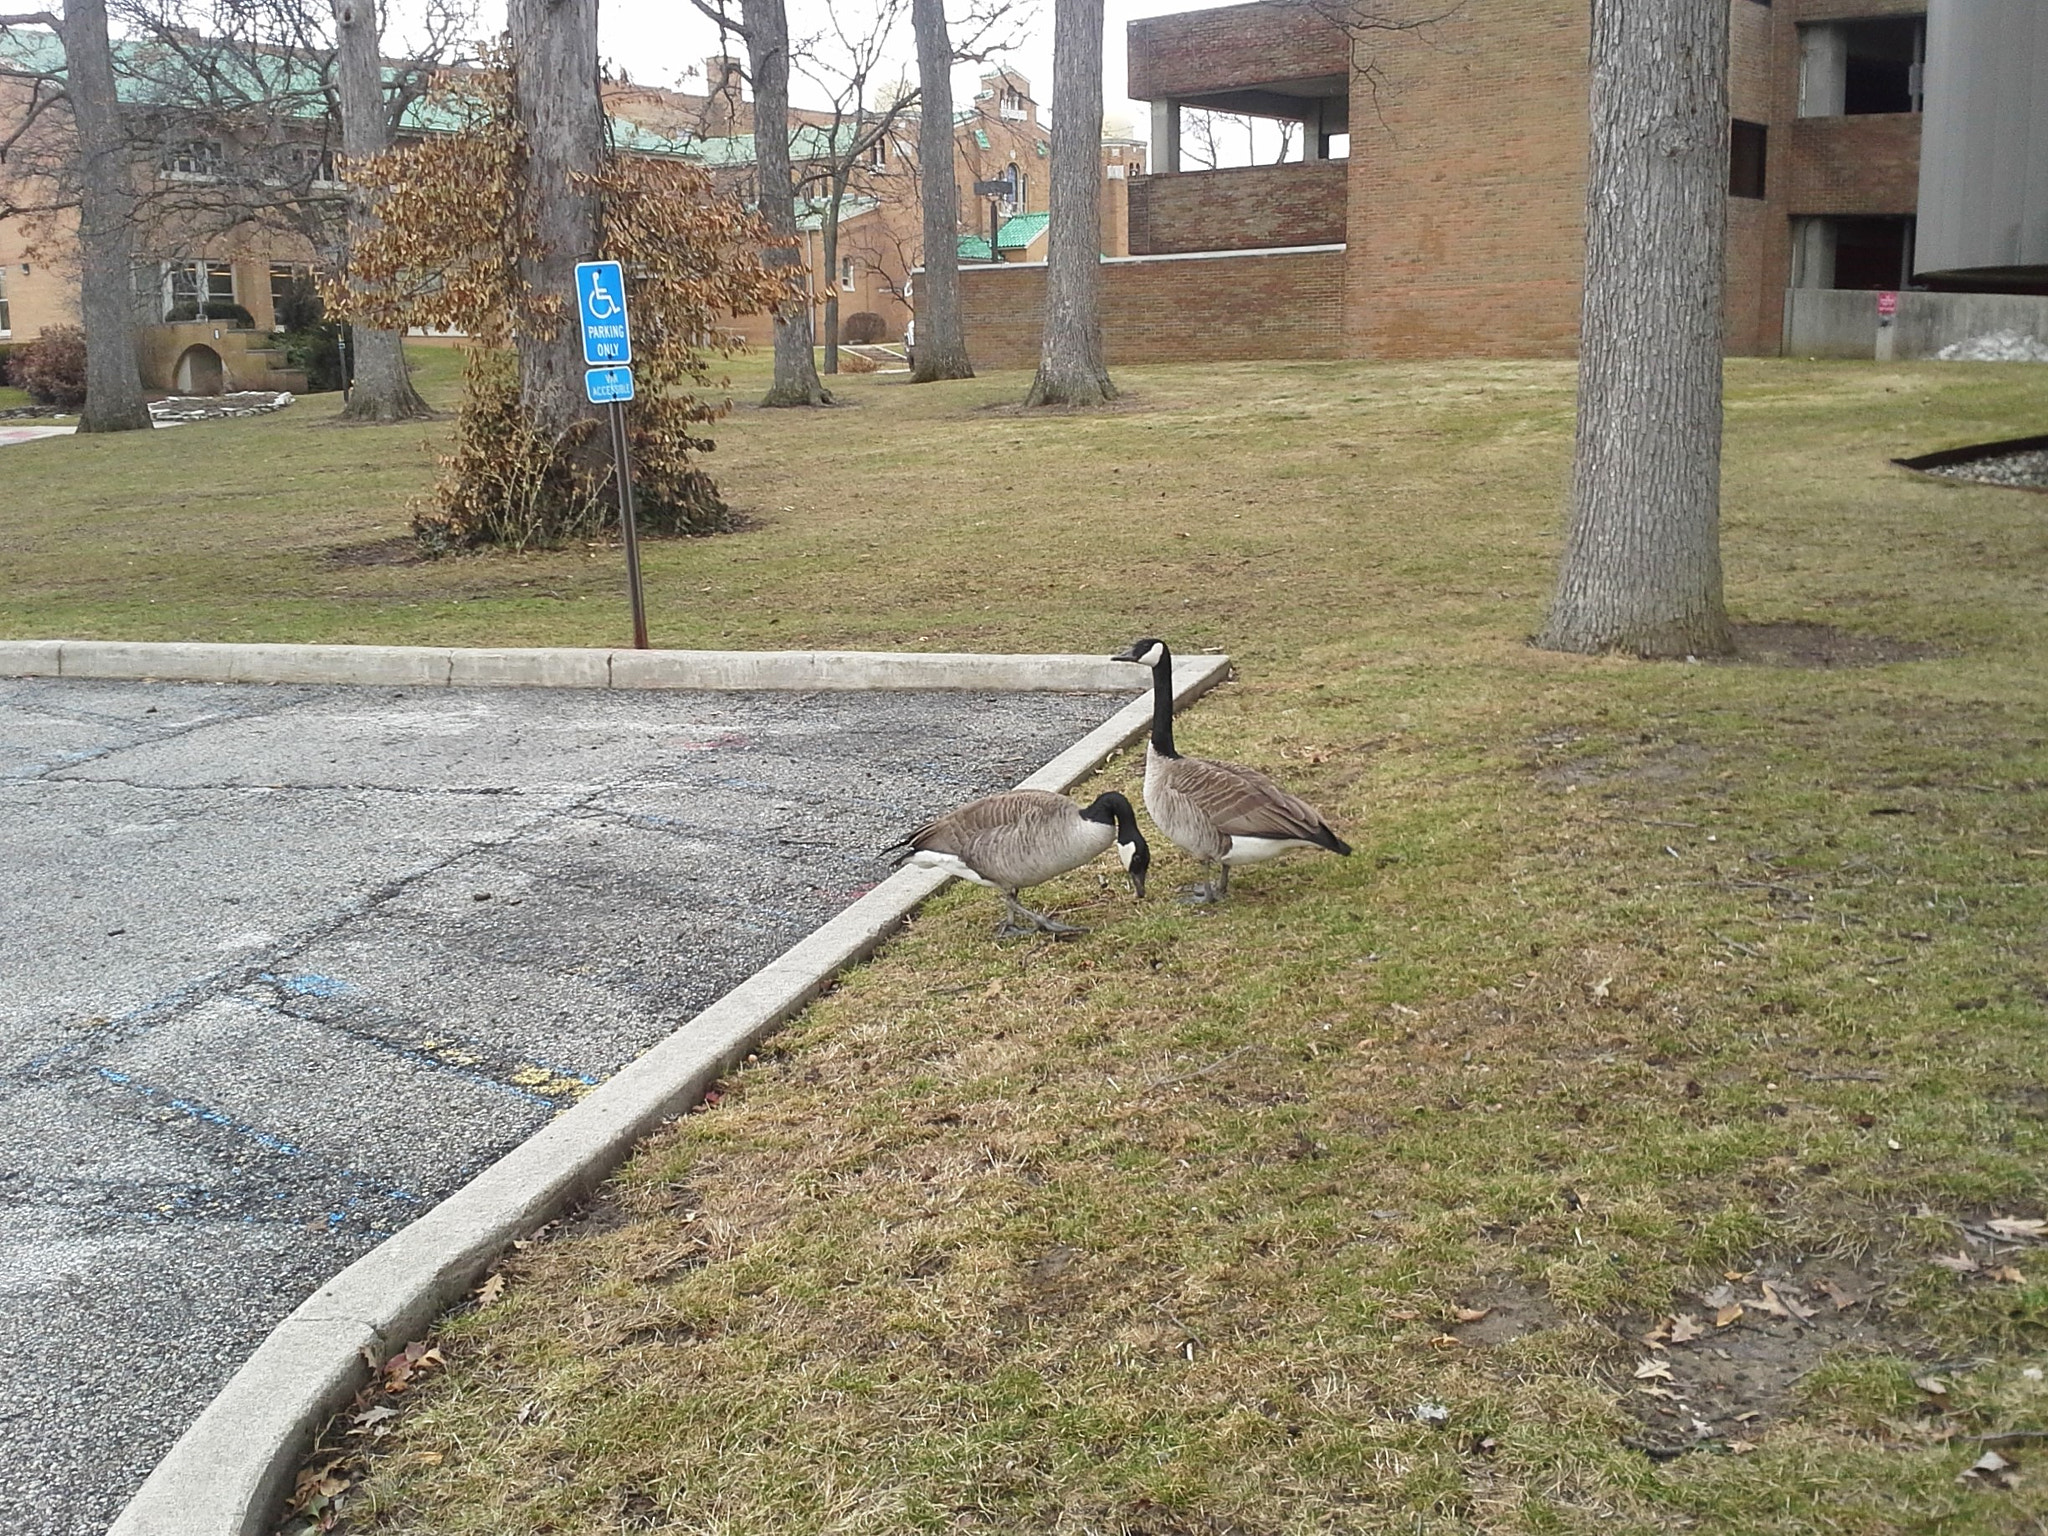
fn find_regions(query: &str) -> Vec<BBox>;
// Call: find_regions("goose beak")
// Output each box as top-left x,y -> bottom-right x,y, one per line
1130,866 -> 1147,899
1110,642 -> 1146,664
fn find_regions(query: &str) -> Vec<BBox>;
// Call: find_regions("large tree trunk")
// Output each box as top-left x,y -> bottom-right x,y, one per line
1537,0 -> 1733,658
909,0 -> 971,381
508,0 -> 605,442
742,0 -> 828,406
1025,0 -> 1113,407
63,0 -> 151,433
334,0 -> 430,422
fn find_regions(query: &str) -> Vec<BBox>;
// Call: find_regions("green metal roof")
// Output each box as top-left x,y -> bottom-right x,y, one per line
0,27 -> 792,154
795,194 -> 881,231
955,210 -> 1047,261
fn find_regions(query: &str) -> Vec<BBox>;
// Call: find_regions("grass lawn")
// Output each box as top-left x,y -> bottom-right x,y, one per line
11,349 -> 2048,1532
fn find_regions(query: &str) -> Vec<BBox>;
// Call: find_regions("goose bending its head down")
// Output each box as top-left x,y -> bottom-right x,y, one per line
1110,637 -> 1351,903
888,789 -> 1149,938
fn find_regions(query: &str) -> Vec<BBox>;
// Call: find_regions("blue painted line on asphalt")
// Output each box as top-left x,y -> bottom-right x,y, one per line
90,1065 -> 424,1208
227,991 -> 585,1108
265,971 -> 355,999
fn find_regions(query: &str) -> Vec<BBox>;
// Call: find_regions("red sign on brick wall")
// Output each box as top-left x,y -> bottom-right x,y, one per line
1877,290 -> 1898,318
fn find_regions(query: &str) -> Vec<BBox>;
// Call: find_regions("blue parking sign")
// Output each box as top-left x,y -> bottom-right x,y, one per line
576,260 -> 631,366
585,366 -> 635,404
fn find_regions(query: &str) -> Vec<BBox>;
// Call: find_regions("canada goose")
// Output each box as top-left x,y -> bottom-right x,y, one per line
1110,637 -> 1351,902
888,789 -> 1150,937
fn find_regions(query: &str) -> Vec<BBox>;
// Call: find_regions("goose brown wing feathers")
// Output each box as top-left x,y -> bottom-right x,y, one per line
899,790 -> 1076,859
1175,756 -> 1352,854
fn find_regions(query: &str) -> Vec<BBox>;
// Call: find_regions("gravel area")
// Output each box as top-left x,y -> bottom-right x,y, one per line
0,676 -> 1124,1536
1924,448 -> 2048,489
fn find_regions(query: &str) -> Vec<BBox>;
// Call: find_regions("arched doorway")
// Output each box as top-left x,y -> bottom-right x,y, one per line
173,344 -> 225,395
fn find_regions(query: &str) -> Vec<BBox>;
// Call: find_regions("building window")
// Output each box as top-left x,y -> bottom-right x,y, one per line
0,265 -> 9,336
269,262 -> 319,328
1000,86 -> 1027,121
1106,161 -> 1126,179
839,255 -> 855,292
1799,17 -> 1924,117
161,259 -> 237,319
163,139 -> 225,177
294,145 -> 339,185
1729,120 -> 1767,198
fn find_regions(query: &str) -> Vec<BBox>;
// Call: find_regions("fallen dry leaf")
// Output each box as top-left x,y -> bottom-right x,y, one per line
1959,1449 -> 2020,1489
1915,1375 -> 1951,1396
1988,1218 -> 2048,1241
1634,1358 -> 1675,1381
1748,1289 -> 1793,1321
349,1404 -> 398,1430
1668,1313 -> 1705,1344
473,1272 -> 507,1308
1453,1306 -> 1492,1323
1388,1308 -> 1421,1322
1990,1265 -> 2027,1284
1815,1278 -> 1864,1311
1728,1439 -> 1759,1454
1640,1320 -> 1670,1348
1760,1281 -> 1816,1321
1591,975 -> 1613,1000
1716,1303 -> 1745,1328
1932,1252 -> 1981,1275
1700,1282 -> 1739,1311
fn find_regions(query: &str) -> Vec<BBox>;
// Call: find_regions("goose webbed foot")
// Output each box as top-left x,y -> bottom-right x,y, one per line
998,895 -> 1087,940
1178,865 -> 1231,905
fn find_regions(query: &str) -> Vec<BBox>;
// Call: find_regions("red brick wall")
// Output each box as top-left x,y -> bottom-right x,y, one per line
1127,0 -> 1347,100
1344,1 -> 1591,359
1127,161 -> 1346,255
1784,115 -> 1921,215
958,248 -> 1345,370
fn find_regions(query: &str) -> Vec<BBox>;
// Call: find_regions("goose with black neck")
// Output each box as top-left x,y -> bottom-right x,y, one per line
887,790 -> 1149,938
1110,637 -> 1351,903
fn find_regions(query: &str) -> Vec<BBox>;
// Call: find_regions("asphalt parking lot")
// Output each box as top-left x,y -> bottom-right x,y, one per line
0,675 -> 1123,1536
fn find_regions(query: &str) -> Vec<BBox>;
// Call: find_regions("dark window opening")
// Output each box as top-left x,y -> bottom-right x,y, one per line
1833,216 -> 1916,290
1729,120 -> 1767,198
1844,18 -> 1923,114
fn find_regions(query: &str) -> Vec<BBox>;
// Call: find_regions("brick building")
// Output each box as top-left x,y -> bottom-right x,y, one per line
0,41 -> 1114,380
958,0 -> 2042,368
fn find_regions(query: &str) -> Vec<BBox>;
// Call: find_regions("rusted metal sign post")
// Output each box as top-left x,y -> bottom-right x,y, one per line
576,259 -> 648,650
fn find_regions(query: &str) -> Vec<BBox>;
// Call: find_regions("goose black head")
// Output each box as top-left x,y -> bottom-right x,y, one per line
1111,637 -> 1169,669
1083,790 -> 1150,898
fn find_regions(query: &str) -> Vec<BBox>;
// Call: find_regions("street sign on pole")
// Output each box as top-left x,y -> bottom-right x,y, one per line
576,259 -> 632,365
585,366 -> 636,403
971,177 -> 1013,198
573,260 -> 647,650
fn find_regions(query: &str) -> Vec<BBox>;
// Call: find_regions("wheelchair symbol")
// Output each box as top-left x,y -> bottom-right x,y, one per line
583,274 -> 620,320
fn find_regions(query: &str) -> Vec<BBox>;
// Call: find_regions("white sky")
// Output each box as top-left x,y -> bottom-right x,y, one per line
552,0 -> 1275,152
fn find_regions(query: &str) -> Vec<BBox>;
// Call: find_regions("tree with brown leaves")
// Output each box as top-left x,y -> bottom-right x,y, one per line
340,61 -> 790,549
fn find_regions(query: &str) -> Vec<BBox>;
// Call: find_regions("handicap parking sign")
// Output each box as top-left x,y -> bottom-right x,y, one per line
585,365 -> 635,404
576,260 -> 631,366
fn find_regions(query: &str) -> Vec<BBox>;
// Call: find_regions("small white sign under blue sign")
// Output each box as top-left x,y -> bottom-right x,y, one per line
585,366 -> 635,404
576,260 -> 632,366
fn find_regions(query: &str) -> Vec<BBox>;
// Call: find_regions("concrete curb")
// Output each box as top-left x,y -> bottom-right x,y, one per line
106,648 -> 1228,1536
0,639 -> 1165,694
